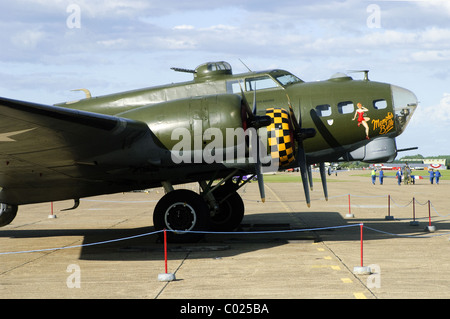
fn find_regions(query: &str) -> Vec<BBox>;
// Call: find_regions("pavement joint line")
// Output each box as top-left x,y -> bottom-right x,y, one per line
154,251 -> 190,299
319,239 -> 378,299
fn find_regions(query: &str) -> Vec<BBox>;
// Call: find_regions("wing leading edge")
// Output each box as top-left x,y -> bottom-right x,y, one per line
0,97 -> 163,205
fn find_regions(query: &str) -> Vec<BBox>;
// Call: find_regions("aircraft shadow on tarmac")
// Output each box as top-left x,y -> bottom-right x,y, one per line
2,211 -> 448,261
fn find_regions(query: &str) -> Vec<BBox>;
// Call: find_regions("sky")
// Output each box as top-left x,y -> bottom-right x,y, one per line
0,0 -> 449,157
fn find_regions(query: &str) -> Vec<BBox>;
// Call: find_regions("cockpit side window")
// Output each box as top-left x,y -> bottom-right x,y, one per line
245,76 -> 279,91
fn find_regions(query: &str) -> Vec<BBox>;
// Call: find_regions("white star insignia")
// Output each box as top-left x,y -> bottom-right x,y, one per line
0,128 -> 36,142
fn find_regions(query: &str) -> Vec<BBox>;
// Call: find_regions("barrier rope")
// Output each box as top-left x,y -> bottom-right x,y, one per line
1,222 -> 449,256
430,202 -> 450,218
389,197 -> 413,208
0,230 -> 163,255
249,192 -> 449,217
363,226 -> 450,238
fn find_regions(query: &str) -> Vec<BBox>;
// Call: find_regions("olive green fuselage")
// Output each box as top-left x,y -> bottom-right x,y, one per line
56,64 -> 412,165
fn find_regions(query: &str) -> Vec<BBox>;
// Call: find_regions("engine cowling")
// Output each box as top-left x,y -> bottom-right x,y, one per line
265,108 -> 296,168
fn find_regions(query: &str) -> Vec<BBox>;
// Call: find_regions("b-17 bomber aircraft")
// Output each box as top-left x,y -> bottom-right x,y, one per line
0,61 -> 417,242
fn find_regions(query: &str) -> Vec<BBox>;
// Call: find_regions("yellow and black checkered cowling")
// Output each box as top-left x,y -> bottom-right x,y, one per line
265,108 -> 296,168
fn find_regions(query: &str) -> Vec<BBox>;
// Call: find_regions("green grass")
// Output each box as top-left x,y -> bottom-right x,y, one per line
262,173 -> 345,183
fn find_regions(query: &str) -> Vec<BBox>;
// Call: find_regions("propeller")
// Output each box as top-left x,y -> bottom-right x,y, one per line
286,95 -> 316,207
239,82 -> 271,202
305,162 -> 328,201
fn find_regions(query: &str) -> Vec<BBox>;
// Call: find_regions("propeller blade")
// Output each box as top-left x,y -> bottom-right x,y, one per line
244,82 -> 266,203
238,81 -> 254,119
252,83 -> 257,115
307,165 -> 313,191
297,146 -> 311,208
287,96 -> 313,207
319,162 -> 328,201
288,96 -> 314,207
255,157 -> 265,203
249,126 -> 266,202
286,94 -> 301,132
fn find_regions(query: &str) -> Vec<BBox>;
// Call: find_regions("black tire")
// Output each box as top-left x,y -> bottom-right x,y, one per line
153,189 -> 210,243
210,189 -> 244,232
0,204 -> 18,227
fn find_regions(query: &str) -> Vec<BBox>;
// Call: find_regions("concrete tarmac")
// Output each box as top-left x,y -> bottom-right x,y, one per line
0,171 -> 449,299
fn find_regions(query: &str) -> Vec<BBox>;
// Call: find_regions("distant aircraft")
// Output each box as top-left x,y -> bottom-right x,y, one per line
0,61 -> 417,241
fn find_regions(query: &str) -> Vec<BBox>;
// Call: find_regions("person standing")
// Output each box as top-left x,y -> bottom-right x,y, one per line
435,170 -> 441,185
396,168 -> 402,186
379,169 -> 384,185
371,169 -> 377,185
429,169 -> 435,185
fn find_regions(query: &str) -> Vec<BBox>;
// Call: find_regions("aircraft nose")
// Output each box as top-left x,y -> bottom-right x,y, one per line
391,84 -> 418,136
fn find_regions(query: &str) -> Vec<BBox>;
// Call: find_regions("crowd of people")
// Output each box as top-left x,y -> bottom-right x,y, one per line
371,166 -> 442,185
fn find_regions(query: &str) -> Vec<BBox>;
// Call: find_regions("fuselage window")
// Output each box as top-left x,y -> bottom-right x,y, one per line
226,80 -> 242,94
338,101 -> 354,114
315,104 -> 332,117
373,99 -> 387,110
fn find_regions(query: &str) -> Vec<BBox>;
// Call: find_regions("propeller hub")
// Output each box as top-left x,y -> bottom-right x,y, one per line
297,128 -> 316,140
251,115 -> 272,130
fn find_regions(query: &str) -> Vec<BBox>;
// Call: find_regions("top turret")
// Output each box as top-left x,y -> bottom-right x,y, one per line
194,61 -> 233,81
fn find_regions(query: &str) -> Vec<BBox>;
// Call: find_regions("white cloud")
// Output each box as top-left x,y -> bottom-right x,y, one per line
434,93 -> 450,123
173,25 -> 195,31
11,29 -> 46,49
411,92 -> 450,126
410,50 -> 450,62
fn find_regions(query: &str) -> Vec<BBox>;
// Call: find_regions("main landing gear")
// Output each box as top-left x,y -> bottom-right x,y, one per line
153,171 -> 248,243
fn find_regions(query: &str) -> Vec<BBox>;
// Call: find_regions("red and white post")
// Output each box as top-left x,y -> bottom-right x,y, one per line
353,223 -> 372,275
345,194 -> 355,218
158,229 -> 176,282
425,200 -> 436,232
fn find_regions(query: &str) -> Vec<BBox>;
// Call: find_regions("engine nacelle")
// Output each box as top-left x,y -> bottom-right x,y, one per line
344,137 -> 397,163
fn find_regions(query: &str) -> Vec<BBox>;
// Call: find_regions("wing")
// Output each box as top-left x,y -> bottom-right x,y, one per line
0,97 -> 164,205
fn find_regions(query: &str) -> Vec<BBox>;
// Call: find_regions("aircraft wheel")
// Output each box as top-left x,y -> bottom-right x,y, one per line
210,189 -> 244,232
153,189 -> 210,243
0,204 -> 18,227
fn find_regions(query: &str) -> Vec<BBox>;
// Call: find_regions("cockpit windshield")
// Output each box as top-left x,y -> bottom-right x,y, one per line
273,72 -> 303,86
391,84 -> 418,136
